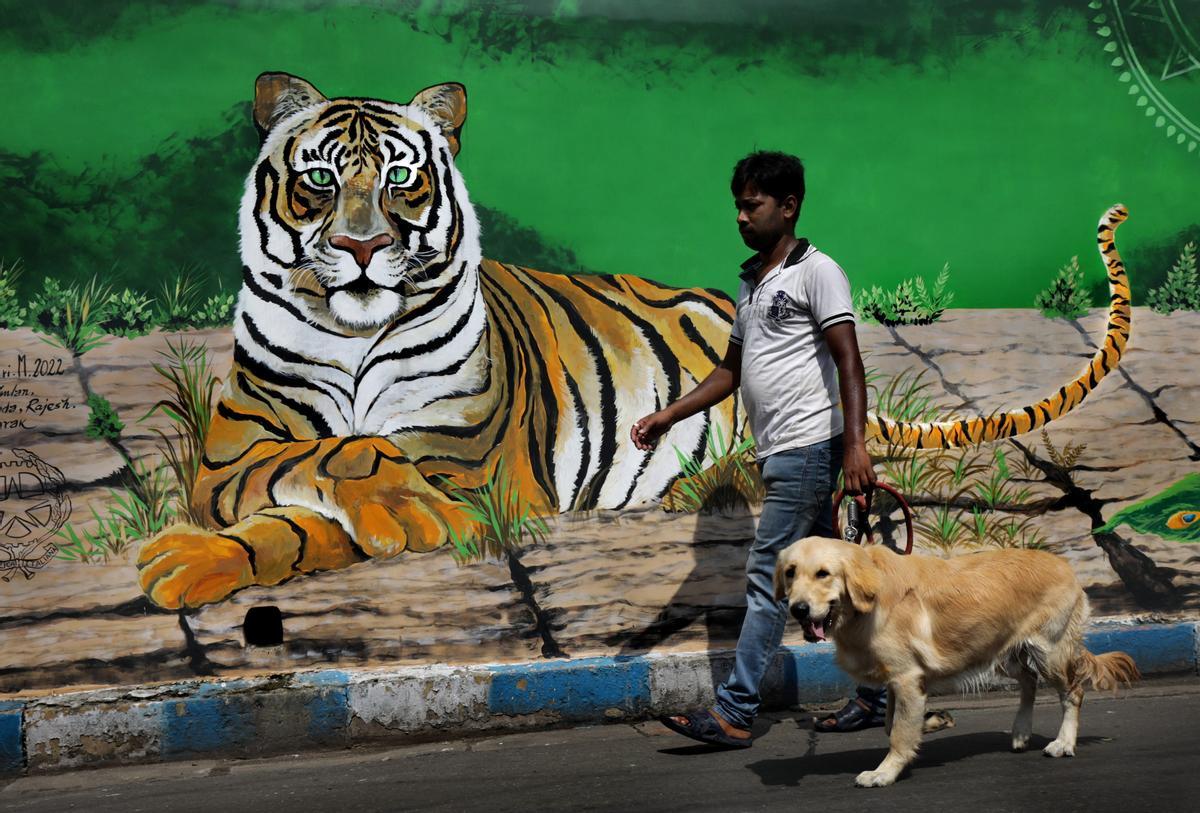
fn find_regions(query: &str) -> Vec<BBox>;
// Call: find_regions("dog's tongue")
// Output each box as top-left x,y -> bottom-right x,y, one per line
803,619 -> 827,641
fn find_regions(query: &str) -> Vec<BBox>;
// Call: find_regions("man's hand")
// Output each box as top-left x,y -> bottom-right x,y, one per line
842,440 -> 877,495
631,411 -> 674,451
630,343 -> 739,452
824,322 -> 875,495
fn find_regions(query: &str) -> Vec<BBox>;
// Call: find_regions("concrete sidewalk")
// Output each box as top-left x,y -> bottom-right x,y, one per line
2,621 -> 1196,776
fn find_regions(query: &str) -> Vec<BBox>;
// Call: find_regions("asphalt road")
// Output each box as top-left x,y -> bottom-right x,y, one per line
3,678 -> 1198,813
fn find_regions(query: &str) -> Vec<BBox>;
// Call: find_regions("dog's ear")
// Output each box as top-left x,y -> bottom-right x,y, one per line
844,548 -> 880,614
773,552 -> 791,603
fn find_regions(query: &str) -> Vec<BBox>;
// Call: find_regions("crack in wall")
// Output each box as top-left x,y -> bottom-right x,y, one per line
71,353 -> 136,468
0,597 -> 164,630
885,326 -> 975,410
1009,439 -> 1178,609
506,551 -> 568,659
1067,320 -> 1200,461
177,612 -> 216,677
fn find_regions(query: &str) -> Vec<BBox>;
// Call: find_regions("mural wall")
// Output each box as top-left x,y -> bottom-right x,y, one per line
2,0 -> 1198,694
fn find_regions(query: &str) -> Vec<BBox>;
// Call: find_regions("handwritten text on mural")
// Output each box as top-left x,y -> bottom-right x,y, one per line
0,353 -> 77,431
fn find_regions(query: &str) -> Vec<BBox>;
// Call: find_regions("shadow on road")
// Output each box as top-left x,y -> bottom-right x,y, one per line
745,731 -> 1107,786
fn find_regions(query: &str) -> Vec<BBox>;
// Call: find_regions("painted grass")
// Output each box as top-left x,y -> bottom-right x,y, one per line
869,367 -> 1056,555
28,276 -> 113,355
443,457 -> 551,564
55,456 -> 177,564
662,424 -> 764,513
143,337 -> 221,526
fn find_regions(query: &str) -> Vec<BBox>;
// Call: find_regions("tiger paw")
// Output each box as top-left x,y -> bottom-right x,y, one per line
137,527 -> 254,609
349,499 -> 451,557
337,460 -> 459,557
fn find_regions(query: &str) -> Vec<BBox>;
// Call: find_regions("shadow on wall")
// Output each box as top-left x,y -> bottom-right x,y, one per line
603,491 -> 922,695
608,508 -> 756,690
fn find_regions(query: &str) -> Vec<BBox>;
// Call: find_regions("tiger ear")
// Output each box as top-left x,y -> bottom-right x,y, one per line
254,73 -> 328,140
409,82 -> 467,156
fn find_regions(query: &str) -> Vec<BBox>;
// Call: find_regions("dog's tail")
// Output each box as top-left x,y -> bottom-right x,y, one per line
1074,649 -> 1140,693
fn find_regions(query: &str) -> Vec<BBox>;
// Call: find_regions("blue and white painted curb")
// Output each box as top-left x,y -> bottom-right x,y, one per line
2,621 -> 1196,775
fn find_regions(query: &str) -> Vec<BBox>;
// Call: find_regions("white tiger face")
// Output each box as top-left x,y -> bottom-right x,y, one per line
240,73 -> 480,331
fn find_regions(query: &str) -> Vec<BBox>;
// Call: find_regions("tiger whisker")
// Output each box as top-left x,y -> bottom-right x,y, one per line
289,267 -> 324,293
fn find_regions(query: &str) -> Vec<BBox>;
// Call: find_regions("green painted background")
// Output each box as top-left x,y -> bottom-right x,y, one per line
1,0 -> 1196,307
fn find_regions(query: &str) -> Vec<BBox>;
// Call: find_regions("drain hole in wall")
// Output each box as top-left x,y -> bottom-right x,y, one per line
243,605 -> 284,647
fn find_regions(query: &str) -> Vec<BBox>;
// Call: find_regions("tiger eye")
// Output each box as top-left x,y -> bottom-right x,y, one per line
306,168 -> 335,188
387,166 -> 411,185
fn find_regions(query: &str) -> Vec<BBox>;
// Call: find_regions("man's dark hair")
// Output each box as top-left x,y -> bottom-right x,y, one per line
730,151 -> 805,212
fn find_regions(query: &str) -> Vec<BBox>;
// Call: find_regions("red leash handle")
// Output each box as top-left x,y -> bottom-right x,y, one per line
832,481 -> 915,555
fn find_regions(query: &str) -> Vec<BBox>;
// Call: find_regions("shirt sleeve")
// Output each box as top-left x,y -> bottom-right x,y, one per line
728,286 -> 746,345
805,258 -> 856,332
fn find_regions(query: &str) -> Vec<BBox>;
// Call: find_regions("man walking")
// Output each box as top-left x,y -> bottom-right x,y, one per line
631,151 -> 877,746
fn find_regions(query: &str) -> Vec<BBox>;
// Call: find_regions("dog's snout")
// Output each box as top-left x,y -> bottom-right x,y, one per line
790,602 -> 810,621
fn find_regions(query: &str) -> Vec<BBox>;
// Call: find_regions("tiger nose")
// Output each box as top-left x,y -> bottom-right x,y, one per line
329,233 -> 394,271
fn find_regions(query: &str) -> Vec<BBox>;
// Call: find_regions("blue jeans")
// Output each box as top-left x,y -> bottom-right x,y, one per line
714,435 -> 842,729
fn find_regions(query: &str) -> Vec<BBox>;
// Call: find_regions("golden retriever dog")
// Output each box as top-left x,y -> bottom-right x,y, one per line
774,537 -> 1139,788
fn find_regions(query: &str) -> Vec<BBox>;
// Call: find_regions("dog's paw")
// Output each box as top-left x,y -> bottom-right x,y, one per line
855,769 -> 897,788
1042,740 -> 1075,758
923,710 -> 955,733
1011,733 -> 1030,752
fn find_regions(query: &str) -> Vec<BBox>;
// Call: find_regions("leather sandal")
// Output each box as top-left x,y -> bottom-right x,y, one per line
659,709 -> 754,749
814,696 -> 886,732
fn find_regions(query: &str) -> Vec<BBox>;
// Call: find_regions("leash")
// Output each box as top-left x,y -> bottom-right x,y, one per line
832,480 -> 914,555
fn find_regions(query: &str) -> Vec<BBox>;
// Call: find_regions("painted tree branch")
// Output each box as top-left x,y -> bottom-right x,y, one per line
1008,440 -> 1179,609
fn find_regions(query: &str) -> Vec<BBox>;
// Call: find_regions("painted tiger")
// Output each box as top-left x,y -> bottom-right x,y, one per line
136,73 -> 1132,610
136,74 -> 743,609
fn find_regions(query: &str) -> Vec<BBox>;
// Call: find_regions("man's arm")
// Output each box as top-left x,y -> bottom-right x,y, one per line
630,342 -> 742,450
823,322 -> 877,494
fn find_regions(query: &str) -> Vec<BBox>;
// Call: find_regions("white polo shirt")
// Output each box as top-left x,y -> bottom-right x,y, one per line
729,239 -> 856,460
